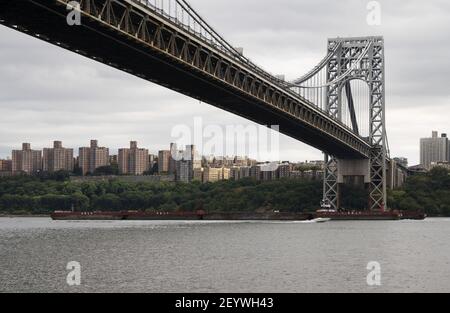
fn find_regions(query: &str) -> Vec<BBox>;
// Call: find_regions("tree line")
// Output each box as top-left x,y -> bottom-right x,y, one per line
0,167 -> 449,215
0,175 -> 322,214
388,167 -> 450,216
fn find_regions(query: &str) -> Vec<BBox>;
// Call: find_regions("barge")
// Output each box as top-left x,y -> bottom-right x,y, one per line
50,210 -> 425,221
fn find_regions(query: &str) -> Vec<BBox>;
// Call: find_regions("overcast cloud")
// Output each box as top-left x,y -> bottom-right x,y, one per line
1,0 -> 450,164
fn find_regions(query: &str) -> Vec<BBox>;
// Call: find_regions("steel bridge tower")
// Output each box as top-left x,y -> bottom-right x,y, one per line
291,36 -> 387,211
323,37 -> 387,211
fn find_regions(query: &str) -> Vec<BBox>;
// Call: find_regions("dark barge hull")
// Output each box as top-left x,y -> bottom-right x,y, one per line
50,211 -> 314,221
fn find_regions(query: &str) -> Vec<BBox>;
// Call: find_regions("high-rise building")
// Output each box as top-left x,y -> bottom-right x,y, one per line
173,145 -> 202,182
203,167 -> 224,183
222,167 -> 231,180
250,165 -> 261,181
261,169 -> 275,181
158,150 -> 171,174
230,167 -> 240,181
118,141 -> 149,175
78,140 -> 109,175
260,163 -> 278,181
230,166 -> 251,181
224,162 -> 292,180
185,145 -> 202,181
12,143 -> 42,175
240,166 -> 251,179
277,163 -> 291,179
186,145 -> 202,167
169,143 -> 178,175
193,168 -> 204,182
420,131 -> 449,169
0,159 -> 12,173
78,148 -> 90,175
176,160 -> 191,183
43,141 -> 74,173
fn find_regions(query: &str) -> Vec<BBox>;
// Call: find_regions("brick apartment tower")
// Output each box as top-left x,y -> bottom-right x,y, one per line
118,141 -> 149,175
78,140 -> 109,175
43,141 -> 74,172
12,143 -> 42,174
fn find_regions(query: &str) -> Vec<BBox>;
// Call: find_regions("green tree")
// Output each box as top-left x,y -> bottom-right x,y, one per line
71,193 -> 90,211
39,194 -> 72,212
92,193 -> 122,211
93,164 -> 119,176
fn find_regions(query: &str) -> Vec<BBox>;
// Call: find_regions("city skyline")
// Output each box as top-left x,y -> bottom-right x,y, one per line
0,138 -> 330,185
0,139 -> 324,164
1,129 -> 449,167
1,0 -> 450,165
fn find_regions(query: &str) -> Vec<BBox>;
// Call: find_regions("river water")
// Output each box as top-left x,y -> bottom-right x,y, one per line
0,217 -> 449,293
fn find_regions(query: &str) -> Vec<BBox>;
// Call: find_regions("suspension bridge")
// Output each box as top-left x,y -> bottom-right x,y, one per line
0,0 -> 403,211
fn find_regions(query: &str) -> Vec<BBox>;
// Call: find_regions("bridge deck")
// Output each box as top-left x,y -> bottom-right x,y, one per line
0,0 -> 371,158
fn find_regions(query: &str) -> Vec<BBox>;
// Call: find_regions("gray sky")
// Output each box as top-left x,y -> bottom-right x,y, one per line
1,0 -> 449,165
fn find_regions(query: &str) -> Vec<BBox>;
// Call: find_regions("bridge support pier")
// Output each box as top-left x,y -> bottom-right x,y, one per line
323,157 -> 386,211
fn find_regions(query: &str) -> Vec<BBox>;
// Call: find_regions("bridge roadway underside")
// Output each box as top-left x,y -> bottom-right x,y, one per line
0,0 -> 368,159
